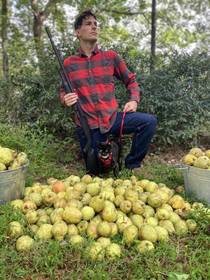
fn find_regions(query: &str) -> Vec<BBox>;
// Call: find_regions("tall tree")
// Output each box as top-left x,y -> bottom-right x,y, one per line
1,0 -> 9,79
30,0 -> 62,61
150,0 -> 156,72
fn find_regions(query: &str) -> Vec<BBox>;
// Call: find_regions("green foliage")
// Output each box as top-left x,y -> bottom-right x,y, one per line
140,52 -> 210,145
0,123 -> 76,183
32,240 -> 65,276
0,45 -> 76,138
157,0 -> 210,53
140,163 -> 184,188
186,207 -> 210,233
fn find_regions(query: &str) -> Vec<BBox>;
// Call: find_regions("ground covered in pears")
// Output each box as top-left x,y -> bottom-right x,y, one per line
0,170 -> 210,280
0,143 -> 210,279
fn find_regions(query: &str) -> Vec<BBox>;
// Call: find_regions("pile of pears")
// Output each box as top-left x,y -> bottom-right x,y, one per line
8,174 -> 209,261
0,145 -> 28,171
182,147 -> 210,169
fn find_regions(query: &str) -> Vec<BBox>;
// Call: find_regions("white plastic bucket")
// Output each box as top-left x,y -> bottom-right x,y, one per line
178,165 -> 210,205
0,163 -> 28,204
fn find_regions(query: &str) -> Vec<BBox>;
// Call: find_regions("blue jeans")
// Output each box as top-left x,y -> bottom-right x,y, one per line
76,112 -> 157,169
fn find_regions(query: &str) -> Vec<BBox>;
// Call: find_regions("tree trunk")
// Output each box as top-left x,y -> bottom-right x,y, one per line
1,0 -> 9,80
33,12 -> 45,61
150,0 -> 156,72
31,0 -> 60,64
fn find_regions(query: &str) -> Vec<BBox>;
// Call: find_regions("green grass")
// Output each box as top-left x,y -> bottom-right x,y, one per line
0,206 -> 209,280
0,123 -> 210,279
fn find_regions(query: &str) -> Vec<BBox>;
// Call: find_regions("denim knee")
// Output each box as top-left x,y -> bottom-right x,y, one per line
136,114 -> 157,132
141,114 -> 157,136
150,115 -> 157,129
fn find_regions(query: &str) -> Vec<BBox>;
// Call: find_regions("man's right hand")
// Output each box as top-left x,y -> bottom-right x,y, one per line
63,93 -> 78,107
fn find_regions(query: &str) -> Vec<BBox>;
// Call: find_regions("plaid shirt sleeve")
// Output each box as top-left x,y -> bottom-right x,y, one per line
113,51 -> 141,103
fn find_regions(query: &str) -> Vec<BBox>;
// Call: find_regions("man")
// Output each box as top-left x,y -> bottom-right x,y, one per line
59,10 -> 157,174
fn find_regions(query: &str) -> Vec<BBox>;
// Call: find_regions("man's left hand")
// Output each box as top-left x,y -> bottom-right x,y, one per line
123,101 -> 138,112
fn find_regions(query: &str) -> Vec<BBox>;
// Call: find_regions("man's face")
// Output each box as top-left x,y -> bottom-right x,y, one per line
75,16 -> 99,42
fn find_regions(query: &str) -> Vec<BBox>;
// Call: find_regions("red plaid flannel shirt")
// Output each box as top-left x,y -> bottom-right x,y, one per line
59,45 -> 141,133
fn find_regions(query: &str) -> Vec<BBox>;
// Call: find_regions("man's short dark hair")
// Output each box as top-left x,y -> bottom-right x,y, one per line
74,10 -> 97,30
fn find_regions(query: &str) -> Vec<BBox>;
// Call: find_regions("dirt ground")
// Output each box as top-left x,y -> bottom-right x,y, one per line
65,144 -> 188,176
145,144 -> 187,166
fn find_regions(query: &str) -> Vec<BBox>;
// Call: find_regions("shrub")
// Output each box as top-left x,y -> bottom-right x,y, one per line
140,52 -> 210,145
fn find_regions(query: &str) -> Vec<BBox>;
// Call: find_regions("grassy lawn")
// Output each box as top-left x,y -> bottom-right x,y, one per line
0,123 -> 210,280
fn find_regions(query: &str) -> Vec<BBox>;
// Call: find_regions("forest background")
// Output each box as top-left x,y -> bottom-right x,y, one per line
0,0 -> 210,149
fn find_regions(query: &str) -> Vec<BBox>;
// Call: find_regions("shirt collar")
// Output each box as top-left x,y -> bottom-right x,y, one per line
78,44 -> 100,57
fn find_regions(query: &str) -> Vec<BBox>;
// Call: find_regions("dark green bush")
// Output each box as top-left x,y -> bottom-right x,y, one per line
140,52 -> 210,145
